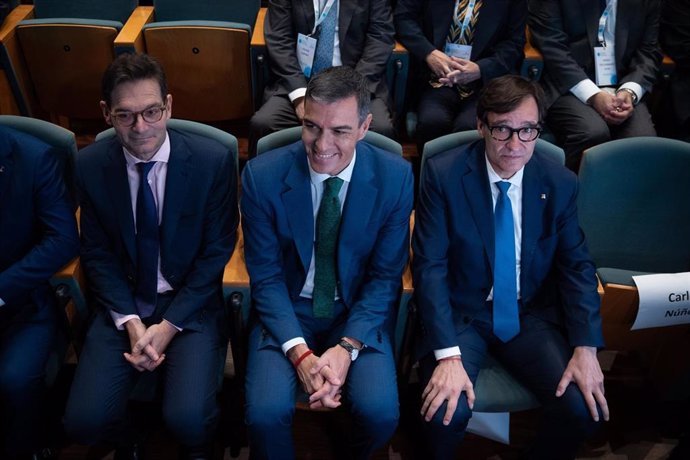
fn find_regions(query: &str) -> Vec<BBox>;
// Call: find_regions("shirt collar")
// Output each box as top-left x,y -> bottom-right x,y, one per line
485,154 -> 524,189
123,131 -> 171,167
308,148 -> 357,185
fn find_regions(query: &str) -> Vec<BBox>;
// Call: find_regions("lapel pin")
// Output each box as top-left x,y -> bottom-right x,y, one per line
540,193 -> 546,200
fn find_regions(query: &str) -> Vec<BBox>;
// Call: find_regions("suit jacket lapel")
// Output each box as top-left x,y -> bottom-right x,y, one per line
103,141 -> 136,264
338,0 -> 356,44
583,0 -> 601,49
282,153 -> 314,273
614,0 -> 630,66
338,148 -> 377,286
520,157 -> 547,291
462,144 -> 494,273
161,132 -> 191,252
302,0 -> 315,31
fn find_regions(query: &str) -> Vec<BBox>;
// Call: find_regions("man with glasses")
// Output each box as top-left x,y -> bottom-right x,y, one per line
63,53 -> 238,460
413,75 -> 608,458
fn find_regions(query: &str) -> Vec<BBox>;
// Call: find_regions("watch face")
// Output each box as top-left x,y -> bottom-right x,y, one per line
350,347 -> 359,361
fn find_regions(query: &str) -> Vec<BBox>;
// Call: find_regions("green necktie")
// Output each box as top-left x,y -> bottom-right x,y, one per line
312,176 -> 344,318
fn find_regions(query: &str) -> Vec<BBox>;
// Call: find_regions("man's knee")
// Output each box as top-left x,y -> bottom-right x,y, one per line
245,393 -> 295,433
163,399 -> 217,447
351,395 -> 400,445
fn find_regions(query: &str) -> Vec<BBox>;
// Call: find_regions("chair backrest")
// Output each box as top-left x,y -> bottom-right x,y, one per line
152,0 -> 260,29
0,115 -> 78,202
420,130 -> 565,183
577,137 -> 690,274
95,118 -> 238,173
256,125 -> 403,156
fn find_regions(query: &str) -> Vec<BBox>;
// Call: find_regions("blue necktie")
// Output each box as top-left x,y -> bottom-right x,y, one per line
312,176 -> 343,318
493,181 -> 519,342
135,161 -> 158,318
311,0 -> 338,77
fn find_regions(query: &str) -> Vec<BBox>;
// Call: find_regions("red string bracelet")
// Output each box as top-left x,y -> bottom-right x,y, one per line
293,349 -> 314,368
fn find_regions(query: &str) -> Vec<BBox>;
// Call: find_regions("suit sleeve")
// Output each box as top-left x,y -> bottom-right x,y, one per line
265,0 -> 310,95
163,151 -> 238,328
341,162 -> 413,349
0,148 -> 79,304
553,179 -> 604,347
475,0 -> 527,83
394,0 -> 437,61
352,0 -> 395,95
528,0 -> 593,95
411,158 -> 460,351
618,0 -> 662,93
240,161 -> 306,346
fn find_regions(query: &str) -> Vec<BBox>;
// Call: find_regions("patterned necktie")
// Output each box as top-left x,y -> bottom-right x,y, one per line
312,176 -> 344,318
135,161 -> 158,318
446,0 -> 482,45
311,0 -> 338,77
493,181 -> 520,342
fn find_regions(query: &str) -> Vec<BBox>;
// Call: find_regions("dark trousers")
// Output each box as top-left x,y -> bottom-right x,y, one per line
419,313 -> 603,460
63,297 -> 224,450
415,85 -> 480,152
0,300 -> 57,457
248,94 -> 396,157
547,94 -> 656,171
244,298 -> 399,459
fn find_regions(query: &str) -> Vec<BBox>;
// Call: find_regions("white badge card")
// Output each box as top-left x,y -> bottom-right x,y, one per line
594,46 -> 617,86
631,272 -> 690,330
297,33 -> 317,78
445,43 -> 473,60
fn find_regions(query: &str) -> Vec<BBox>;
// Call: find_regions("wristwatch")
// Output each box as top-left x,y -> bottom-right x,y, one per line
616,87 -> 638,105
337,339 -> 359,362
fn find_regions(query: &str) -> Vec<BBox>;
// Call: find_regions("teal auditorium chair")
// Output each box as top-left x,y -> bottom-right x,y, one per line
138,0 -> 260,122
577,137 -> 690,391
94,119 -> 241,402
0,0 -> 140,124
0,115 -> 83,381
409,129 -> 563,413
256,124 -> 403,156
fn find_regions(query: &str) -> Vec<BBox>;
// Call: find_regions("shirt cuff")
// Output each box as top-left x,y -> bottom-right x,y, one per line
434,346 -> 462,360
570,79 -> 601,104
288,88 -> 307,103
282,337 -> 307,355
0,297 -> 5,307
618,82 -> 644,104
163,318 -> 183,332
111,311 -> 141,331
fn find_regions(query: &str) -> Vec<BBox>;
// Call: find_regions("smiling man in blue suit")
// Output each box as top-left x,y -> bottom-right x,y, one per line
241,66 -> 413,459
0,125 -> 79,459
63,53 -> 238,460
413,75 -> 609,459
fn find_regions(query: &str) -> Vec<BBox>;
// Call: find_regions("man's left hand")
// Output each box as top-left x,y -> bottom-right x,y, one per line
439,58 -> 481,87
308,344 -> 352,409
127,319 -> 179,364
556,346 -> 609,422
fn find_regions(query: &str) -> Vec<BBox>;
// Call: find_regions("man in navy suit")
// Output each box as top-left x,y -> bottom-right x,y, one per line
0,125 -> 79,459
248,0 -> 396,157
395,0 -> 527,150
413,75 -> 609,459
529,0 -> 661,170
241,66 -> 413,459
63,53 -> 238,460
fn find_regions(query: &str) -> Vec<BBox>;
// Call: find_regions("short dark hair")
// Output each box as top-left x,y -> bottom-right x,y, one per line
305,66 -> 371,125
101,53 -> 168,107
477,75 -> 545,123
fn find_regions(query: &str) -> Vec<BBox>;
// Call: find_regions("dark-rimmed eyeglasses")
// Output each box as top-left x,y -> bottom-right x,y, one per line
110,106 -> 167,127
486,125 -> 541,142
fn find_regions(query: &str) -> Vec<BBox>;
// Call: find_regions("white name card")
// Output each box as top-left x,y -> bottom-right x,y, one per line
631,272 -> 690,330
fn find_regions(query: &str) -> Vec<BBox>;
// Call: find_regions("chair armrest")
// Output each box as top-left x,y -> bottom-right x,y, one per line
114,5 -> 155,54
251,7 -> 265,47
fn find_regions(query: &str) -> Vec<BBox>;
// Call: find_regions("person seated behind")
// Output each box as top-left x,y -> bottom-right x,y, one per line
395,0 -> 526,151
413,75 -> 609,459
63,53 -> 238,460
241,66 -> 413,459
248,0 -> 397,157
0,125 -> 79,459
529,0 -> 661,171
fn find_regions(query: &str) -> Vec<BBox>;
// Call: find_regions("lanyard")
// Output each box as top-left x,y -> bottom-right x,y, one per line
597,0 -> 615,47
312,0 -> 337,34
454,0 -> 478,40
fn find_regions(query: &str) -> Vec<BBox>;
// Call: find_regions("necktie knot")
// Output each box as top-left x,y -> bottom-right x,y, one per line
496,180 -> 511,196
323,176 -> 344,197
138,161 -> 156,177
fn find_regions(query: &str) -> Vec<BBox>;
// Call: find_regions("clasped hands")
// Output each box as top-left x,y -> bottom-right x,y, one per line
426,50 -> 481,87
123,317 -> 179,372
289,342 -> 354,410
589,90 -> 634,125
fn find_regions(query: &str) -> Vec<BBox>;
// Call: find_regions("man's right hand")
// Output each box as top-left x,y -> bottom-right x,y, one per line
288,344 -> 327,395
123,318 -> 163,372
425,50 -> 463,79
421,357 -> 475,426
588,91 -> 633,125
